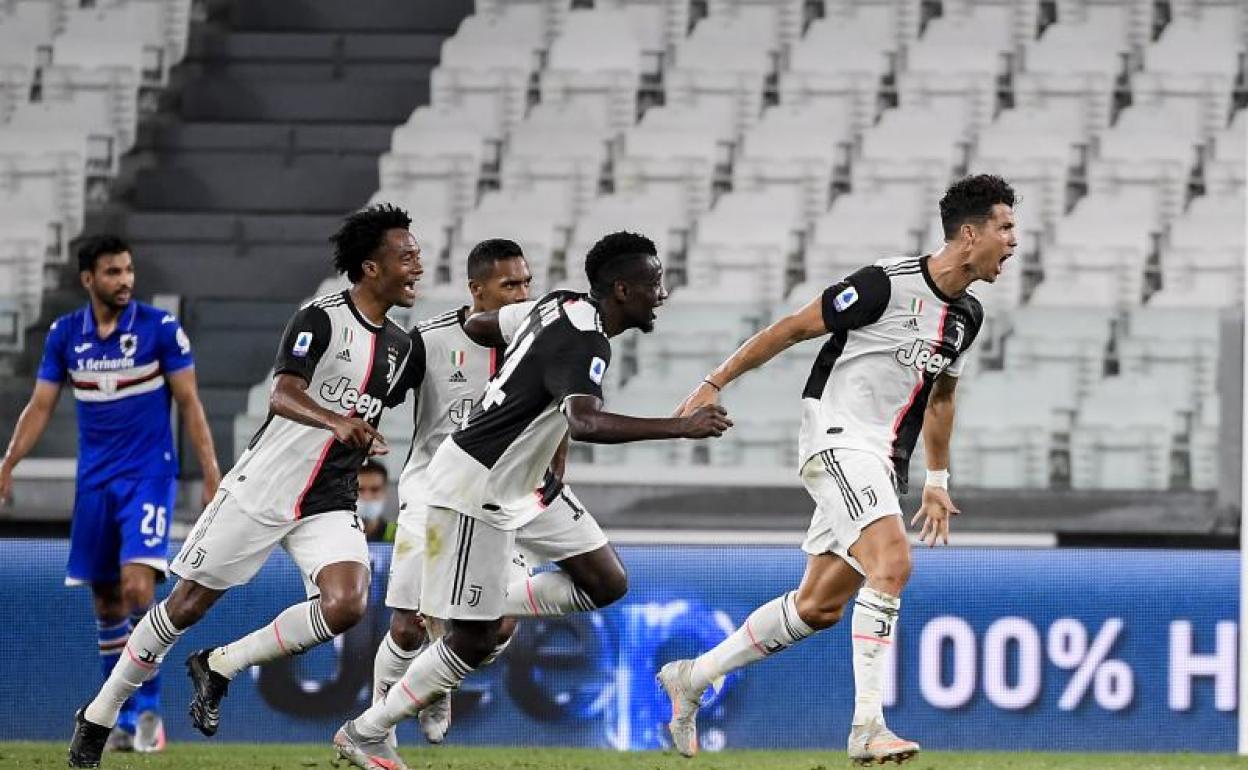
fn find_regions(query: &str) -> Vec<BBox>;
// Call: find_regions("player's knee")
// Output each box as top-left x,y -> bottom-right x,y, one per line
389,611 -> 426,651
320,590 -> 367,635
866,552 -> 912,596
496,616 -> 519,647
580,565 -> 628,609
447,621 -> 504,667
120,578 -> 154,614
795,594 -> 846,630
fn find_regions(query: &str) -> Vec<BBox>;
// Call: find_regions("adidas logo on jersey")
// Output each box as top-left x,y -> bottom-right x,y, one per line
448,370 -> 467,383
903,317 -> 920,332
336,349 -> 352,362
894,339 -> 953,375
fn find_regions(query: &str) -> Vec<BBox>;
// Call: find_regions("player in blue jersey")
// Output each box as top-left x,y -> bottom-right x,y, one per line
0,235 -> 220,754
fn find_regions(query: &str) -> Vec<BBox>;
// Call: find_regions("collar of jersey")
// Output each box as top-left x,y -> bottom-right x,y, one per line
80,300 -> 138,338
342,289 -> 385,333
919,255 -> 963,304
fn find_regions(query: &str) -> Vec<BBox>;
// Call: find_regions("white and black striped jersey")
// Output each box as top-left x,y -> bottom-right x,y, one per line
222,290 -> 415,523
422,290 -> 610,530
798,256 -> 984,492
397,307 -> 499,499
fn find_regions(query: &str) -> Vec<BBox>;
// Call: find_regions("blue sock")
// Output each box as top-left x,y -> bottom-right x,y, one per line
129,606 -> 161,715
98,616 -> 138,733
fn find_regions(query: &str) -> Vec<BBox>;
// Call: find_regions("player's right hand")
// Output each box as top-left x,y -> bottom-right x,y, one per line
680,404 -> 732,438
673,380 -> 722,417
332,416 -> 386,452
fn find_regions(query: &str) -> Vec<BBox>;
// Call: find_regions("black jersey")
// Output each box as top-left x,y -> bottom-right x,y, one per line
421,290 -> 611,530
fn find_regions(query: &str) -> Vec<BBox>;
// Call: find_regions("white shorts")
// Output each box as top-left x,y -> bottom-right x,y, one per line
386,484 -> 606,612
800,448 -> 901,575
172,491 -> 371,593
421,506 -> 515,621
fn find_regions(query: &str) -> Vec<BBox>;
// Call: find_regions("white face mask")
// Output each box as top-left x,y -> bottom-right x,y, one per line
357,499 -> 386,521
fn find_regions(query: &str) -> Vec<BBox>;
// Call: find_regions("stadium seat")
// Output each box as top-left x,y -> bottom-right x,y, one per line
499,102 -> 612,228
565,191 -> 690,291
732,104 -> 851,222
430,13 -> 536,142
1070,377 -> 1191,490
1205,108 -> 1247,192
1118,307 -> 1219,403
378,106 -> 487,223
0,128 -> 88,257
614,106 -> 718,222
540,8 -> 643,134
951,370 -> 1080,488
1002,307 -> 1114,393
803,188 -> 929,288
706,0 -> 804,55
62,1 -> 194,87
779,10 -> 896,134
41,38 -> 142,167
1053,0 -> 1152,52
0,218 -> 48,325
665,14 -> 771,143
451,190 -> 564,289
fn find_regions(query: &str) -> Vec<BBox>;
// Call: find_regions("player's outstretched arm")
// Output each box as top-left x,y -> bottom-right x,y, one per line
167,368 -> 222,506
674,294 -> 827,417
0,380 -> 62,503
911,373 -> 960,547
564,395 -> 732,445
270,373 -> 386,452
462,310 -> 504,347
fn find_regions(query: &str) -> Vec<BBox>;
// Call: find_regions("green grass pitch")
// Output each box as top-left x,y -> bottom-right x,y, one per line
2,744 -> 1246,770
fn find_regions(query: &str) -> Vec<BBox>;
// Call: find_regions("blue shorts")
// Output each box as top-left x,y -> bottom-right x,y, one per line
66,476 -> 177,586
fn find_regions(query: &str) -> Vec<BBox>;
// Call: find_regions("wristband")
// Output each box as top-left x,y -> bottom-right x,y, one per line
702,378 -> 722,392
925,469 -> 949,489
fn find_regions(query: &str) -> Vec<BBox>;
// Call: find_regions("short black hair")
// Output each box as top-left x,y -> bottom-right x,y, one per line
584,231 -> 658,299
360,459 -> 388,480
466,238 -> 524,282
940,174 -> 1016,240
329,203 -> 412,282
77,234 -> 131,273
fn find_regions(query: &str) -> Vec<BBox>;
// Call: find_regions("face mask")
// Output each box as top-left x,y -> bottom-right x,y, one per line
357,499 -> 386,521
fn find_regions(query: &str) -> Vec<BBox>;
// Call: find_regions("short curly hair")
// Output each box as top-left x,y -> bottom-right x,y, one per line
584,231 -> 658,298
329,203 -> 412,282
940,174 -> 1016,240
76,234 -> 130,273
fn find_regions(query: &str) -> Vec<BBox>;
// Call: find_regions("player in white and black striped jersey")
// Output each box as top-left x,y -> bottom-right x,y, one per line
370,238 -> 629,746
70,204 -> 424,769
334,233 -> 733,770
661,175 -> 1015,765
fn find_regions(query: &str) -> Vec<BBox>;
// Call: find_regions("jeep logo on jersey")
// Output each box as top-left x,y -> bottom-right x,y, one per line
320,376 -> 384,421
894,340 -> 953,375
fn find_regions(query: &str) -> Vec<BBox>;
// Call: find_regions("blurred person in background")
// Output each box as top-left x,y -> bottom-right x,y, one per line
662,174 -> 1016,765
356,459 -> 393,542
0,235 -> 219,754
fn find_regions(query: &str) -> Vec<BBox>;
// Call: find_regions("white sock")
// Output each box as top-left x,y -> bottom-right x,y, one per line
851,586 -> 900,725
207,599 -> 334,680
85,601 -> 183,727
501,572 -> 596,617
372,632 -> 420,705
354,638 -> 472,740
689,591 -> 814,693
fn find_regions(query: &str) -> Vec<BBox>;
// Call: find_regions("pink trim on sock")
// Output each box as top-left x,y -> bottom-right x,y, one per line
744,620 -> 768,655
399,681 -> 426,709
852,634 -> 892,645
274,624 -> 289,655
525,578 -> 540,615
124,645 -> 157,670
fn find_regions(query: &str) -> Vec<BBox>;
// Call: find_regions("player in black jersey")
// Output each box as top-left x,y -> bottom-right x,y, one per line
334,233 -> 732,770
70,204 -> 423,768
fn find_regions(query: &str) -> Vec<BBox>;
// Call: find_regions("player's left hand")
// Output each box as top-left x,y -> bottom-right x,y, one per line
910,486 -> 959,547
672,380 -> 721,418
